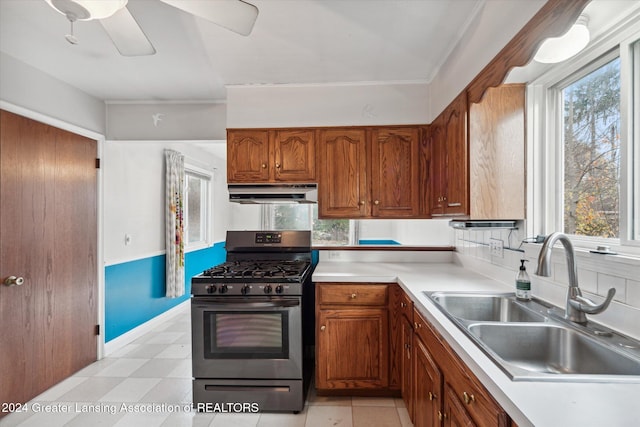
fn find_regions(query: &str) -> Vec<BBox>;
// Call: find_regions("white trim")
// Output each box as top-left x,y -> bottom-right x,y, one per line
0,100 -> 105,141
103,300 -> 190,356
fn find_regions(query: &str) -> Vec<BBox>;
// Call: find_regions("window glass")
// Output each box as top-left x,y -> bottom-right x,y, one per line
561,57 -> 621,238
262,204 -> 353,245
185,171 -> 210,246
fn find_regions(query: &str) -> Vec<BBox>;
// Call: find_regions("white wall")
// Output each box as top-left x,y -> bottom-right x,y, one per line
428,0 -> 545,120
102,140 -> 230,265
0,52 -> 105,134
226,82 -> 430,128
106,102 -> 227,140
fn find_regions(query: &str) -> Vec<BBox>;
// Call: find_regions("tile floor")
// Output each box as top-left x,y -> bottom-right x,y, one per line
1,305 -> 412,427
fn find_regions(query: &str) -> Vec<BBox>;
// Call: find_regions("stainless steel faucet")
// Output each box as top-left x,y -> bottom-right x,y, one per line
535,232 -> 616,324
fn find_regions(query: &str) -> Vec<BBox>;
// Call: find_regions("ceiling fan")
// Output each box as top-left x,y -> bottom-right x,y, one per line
44,0 -> 259,56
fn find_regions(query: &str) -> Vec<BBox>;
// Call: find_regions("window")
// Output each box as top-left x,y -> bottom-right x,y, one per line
560,57 -> 621,238
185,168 -> 211,249
530,23 -> 640,251
262,205 -> 356,246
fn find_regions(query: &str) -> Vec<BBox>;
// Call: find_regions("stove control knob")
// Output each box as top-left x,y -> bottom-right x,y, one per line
241,285 -> 251,295
275,285 -> 284,294
206,285 -> 216,294
264,285 -> 272,294
219,284 -> 228,294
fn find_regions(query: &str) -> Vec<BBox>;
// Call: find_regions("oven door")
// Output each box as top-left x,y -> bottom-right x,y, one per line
191,296 -> 302,379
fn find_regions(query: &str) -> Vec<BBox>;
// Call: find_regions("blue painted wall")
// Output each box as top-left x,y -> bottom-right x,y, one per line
104,241 -> 226,342
358,239 -> 401,245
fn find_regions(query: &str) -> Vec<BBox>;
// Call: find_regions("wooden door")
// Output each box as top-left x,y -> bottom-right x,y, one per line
442,93 -> 469,216
318,128 -> 368,218
370,127 -> 420,217
227,129 -> 270,182
0,110 -> 97,414
414,336 -> 443,427
316,308 -> 389,389
272,129 -> 316,182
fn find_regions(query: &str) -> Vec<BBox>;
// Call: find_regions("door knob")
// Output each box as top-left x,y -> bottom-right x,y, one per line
4,276 -> 24,286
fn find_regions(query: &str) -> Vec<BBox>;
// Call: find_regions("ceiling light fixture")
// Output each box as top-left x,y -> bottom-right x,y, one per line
534,14 -> 590,64
45,0 -> 128,21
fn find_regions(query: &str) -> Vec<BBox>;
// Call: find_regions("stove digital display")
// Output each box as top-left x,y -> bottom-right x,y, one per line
255,232 -> 282,244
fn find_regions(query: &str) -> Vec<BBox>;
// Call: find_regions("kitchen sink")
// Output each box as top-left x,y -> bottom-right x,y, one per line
423,291 -> 640,382
429,292 -> 546,322
468,323 -> 640,377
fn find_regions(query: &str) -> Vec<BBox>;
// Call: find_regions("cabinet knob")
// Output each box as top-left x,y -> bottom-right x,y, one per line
438,411 -> 444,421
428,391 -> 437,401
359,201 -> 365,206
275,163 -> 281,169
400,302 -> 406,308
350,293 -> 357,299
261,163 -> 267,169
463,391 -> 475,405
414,322 -> 421,329
374,200 -> 380,205
3,276 -> 24,286
320,325 -> 326,331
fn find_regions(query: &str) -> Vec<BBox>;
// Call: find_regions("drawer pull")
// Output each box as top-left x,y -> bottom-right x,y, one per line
414,322 -> 421,329
350,293 -> 357,299
400,302 -> 406,308
463,391 -> 475,405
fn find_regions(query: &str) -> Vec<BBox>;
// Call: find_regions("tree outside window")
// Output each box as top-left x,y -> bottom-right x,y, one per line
562,57 -> 621,238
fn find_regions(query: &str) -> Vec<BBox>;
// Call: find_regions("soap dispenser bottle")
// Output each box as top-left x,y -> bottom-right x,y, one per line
516,259 -> 531,301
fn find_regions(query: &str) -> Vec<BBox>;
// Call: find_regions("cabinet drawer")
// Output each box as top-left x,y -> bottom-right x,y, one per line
398,289 -> 413,322
317,284 -> 388,306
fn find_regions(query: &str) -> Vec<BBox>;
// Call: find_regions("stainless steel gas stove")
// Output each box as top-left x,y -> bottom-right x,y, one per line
190,230 -> 314,413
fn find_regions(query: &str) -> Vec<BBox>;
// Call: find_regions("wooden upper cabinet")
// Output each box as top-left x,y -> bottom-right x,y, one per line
431,92 -> 468,217
469,84 -> 525,220
318,128 -> 368,218
227,128 -> 316,183
227,129 -> 270,182
272,129 -> 316,182
370,127 -> 421,217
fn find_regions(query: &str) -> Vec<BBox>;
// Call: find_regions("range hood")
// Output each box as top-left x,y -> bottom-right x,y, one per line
228,184 -> 318,204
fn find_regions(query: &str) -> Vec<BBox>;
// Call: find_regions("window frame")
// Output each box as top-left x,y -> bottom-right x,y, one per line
528,17 -> 640,253
184,164 -> 213,251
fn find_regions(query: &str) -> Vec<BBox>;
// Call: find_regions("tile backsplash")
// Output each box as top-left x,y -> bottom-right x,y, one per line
454,226 -> 640,340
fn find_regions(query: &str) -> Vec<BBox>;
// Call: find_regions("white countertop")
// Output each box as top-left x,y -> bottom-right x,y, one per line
313,261 -> 640,427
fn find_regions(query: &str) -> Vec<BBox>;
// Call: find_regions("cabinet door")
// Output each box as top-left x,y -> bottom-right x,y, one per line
316,308 -> 389,389
401,317 -> 414,421
227,129 -> 270,182
370,127 -> 421,217
318,128 -> 368,218
442,92 -> 468,216
430,118 -> 446,215
414,336 -> 442,427
272,129 -> 316,182
444,383 -> 476,427
469,84 -> 525,219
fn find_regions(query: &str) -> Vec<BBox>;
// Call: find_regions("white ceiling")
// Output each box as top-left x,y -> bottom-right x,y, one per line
0,0 -> 484,102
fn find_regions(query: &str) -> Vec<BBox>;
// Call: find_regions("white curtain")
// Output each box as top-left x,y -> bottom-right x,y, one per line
165,149 -> 185,298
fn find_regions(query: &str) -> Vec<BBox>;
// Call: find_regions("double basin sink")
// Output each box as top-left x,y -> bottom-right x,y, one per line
425,291 -> 640,382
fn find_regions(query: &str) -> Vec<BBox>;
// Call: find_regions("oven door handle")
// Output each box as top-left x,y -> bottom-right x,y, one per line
192,297 -> 300,308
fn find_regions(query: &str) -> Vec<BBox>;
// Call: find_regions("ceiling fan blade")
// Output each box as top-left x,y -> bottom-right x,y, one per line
159,0 -> 258,36
99,6 -> 156,56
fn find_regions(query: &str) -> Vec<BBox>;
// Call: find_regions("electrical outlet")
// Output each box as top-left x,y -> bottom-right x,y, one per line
490,238 -> 504,258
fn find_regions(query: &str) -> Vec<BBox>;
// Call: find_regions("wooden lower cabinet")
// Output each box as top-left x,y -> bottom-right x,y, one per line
316,283 -> 390,391
412,308 -> 510,427
414,334 -> 441,427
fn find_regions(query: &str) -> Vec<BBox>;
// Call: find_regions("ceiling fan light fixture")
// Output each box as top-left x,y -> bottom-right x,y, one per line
46,0 -> 128,21
534,14 -> 590,64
